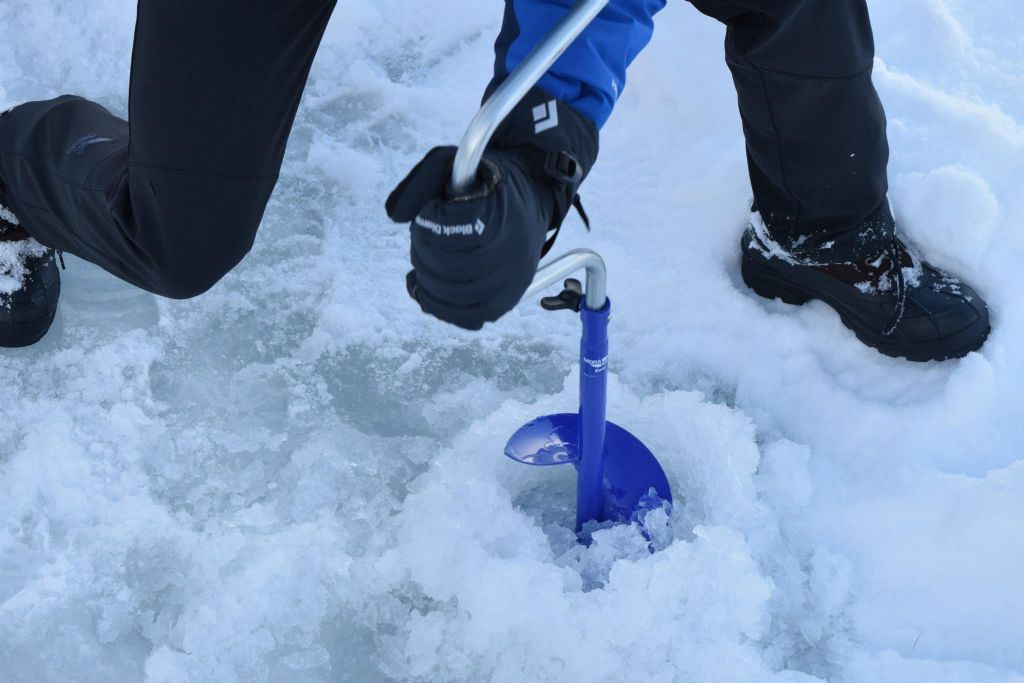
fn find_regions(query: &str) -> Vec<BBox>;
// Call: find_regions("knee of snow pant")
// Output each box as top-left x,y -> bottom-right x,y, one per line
121,169 -> 278,300
0,97 -> 275,299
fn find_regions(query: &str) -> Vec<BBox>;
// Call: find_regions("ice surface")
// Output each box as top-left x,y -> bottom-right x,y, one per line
1,1 -> 1023,681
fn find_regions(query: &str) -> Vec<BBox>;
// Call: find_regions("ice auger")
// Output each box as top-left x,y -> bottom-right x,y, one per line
450,0 -> 673,532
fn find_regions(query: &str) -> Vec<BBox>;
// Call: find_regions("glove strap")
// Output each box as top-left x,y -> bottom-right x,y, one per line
540,194 -> 590,258
528,149 -> 591,257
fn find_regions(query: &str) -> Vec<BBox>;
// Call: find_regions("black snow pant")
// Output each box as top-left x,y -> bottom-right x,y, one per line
0,0 -> 338,299
0,0 -> 890,301
689,0 -> 893,261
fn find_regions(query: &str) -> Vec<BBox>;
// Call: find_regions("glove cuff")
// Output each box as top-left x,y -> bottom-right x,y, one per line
488,87 -> 600,231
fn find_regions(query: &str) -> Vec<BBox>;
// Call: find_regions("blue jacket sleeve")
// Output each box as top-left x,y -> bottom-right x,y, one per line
488,0 -> 666,129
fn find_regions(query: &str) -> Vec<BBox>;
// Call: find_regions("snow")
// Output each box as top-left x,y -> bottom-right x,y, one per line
1,1 -> 1023,681
895,165 -> 1000,273
0,238 -> 47,297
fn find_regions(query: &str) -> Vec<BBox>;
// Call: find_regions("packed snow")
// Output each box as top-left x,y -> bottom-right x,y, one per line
1,1 -> 1023,681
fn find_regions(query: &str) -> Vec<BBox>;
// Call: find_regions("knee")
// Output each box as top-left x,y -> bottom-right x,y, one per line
127,175 -> 271,299
147,233 -> 254,300
151,270 -> 223,301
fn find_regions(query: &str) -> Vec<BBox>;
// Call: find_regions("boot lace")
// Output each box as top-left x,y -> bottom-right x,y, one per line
881,239 -> 909,337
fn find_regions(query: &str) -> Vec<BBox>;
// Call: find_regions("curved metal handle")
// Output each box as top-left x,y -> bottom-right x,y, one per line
450,0 -> 610,194
524,249 -> 607,311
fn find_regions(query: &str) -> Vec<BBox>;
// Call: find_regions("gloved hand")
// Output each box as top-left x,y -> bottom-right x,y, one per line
386,88 -> 598,330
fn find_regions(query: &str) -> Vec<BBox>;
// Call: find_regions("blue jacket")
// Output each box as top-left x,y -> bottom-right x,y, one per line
491,0 -> 667,129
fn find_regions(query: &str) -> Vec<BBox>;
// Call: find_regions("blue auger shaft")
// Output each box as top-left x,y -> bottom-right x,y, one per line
576,299 -> 611,530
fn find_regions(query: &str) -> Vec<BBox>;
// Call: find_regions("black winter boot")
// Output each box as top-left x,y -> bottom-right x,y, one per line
740,214 -> 990,362
0,204 -> 61,348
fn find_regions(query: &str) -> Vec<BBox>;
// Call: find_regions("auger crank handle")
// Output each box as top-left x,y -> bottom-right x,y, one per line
525,249 -> 606,312
449,0 -> 609,195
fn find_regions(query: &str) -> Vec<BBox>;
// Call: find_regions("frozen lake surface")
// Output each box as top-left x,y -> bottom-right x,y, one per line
1,1 -> 1023,681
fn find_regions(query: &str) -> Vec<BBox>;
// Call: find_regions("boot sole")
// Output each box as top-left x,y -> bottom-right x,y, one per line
741,250 -> 990,362
0,309 -> 58,347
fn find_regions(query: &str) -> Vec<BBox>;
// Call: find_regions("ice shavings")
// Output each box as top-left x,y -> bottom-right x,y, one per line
372,375 -> 841,682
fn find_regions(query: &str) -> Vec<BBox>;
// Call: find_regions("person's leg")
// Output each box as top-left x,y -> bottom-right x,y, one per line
688,0 -> 989,361
0,0 -> 337,299
689,0 -> 891,262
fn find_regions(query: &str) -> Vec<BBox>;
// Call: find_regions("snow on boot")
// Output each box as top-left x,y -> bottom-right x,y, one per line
0,204 -> 61,348
740,212 -> 990,362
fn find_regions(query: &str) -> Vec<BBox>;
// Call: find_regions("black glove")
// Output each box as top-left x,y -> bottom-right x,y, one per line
386,87 -> 599,330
